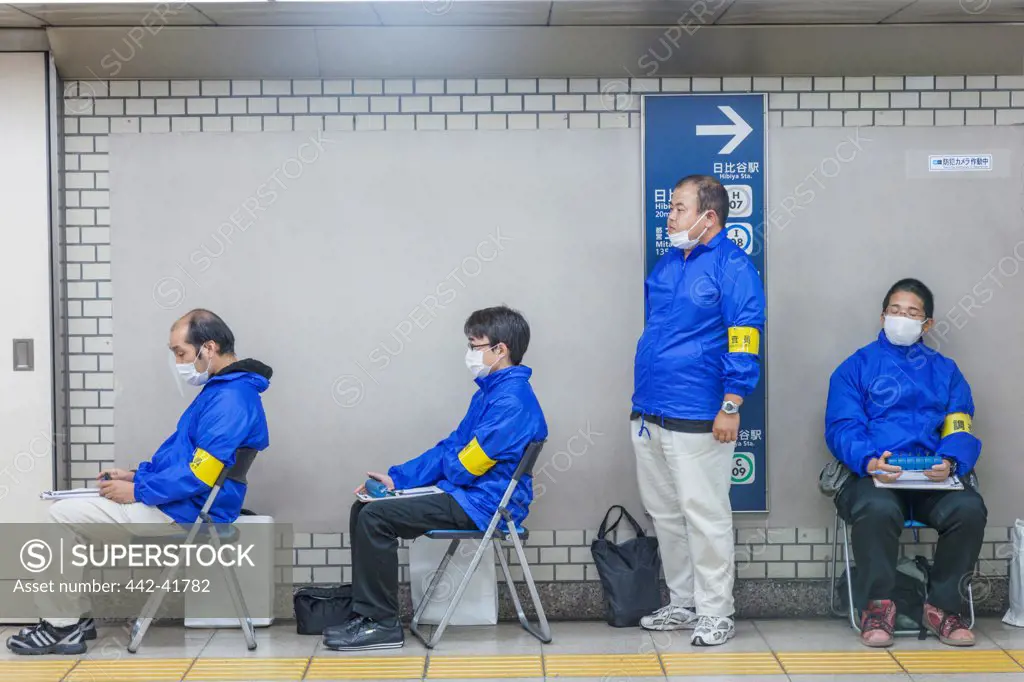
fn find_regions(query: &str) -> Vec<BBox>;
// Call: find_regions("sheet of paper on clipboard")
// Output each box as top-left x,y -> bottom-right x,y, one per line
355,486 -> 444,503
40,487 -> 101,500
873,472 -> 964,491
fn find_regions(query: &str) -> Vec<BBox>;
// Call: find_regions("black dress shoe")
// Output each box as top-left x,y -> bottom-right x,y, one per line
322,615 -> 404,651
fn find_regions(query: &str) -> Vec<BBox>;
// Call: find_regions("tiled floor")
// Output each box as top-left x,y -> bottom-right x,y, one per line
1,617 -> 1024,680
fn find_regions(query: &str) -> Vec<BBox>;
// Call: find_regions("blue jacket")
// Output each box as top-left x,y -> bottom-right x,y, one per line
388,365 -> 547,530
632,232 -> 766,420
134,359 -> 272,524
825,331 -> 981,477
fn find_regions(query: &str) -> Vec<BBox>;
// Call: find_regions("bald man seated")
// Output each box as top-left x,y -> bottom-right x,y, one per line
8,309 -> 272,656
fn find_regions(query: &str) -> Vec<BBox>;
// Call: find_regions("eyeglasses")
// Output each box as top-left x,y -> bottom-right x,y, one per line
885,305 -> 927,321
467,342 -> 496,351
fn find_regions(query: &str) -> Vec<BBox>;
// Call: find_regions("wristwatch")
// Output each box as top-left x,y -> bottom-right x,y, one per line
943,457 -> 958,474
721,400 -> 740,415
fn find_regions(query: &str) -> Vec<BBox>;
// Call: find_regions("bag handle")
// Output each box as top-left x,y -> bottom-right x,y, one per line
598,505 -> 646,539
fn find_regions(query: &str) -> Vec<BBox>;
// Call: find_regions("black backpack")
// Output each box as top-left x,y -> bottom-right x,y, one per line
838,555 -> 930,630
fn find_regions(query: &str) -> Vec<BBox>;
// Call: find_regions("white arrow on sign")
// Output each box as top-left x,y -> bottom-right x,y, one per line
696,105 -> 753,155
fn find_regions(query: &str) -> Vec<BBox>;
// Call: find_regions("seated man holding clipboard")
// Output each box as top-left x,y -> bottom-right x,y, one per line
825,279 -> 986,649
327,306 -> 547,652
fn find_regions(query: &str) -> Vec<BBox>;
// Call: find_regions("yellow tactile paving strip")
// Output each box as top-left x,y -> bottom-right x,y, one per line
543,653 -> 662,678
777,651 -> 903,675
304,656 -> 426,680
661,652 -> 781,676
426,655 -> 543,678
0,660 -> 76,682
893,649 -> 1023,674
65,658 -> 194,682
185,657 -> 311,680
5,649 -> 1024,680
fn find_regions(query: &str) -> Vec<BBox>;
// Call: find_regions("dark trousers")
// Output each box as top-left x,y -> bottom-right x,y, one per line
835,475 -> 987,614
349,493 -> 476,623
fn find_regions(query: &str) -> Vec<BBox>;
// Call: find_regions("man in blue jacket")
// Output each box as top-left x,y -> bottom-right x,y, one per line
826,279 -> 986,648
8,309 -> 271,655
631,175 -> 765,646
324,306 -> 547,652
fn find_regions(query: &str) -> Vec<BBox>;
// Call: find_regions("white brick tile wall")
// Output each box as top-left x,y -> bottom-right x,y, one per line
59,76 -> 1023,582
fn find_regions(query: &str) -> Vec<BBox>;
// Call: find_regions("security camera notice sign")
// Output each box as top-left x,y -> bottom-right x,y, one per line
928,154 -> 992,172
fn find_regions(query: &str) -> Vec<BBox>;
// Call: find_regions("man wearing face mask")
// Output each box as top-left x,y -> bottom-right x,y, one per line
7,308 -> 271,655
324,306 -> 547,651
631,175 -> 765,646
826,279 -> 985,648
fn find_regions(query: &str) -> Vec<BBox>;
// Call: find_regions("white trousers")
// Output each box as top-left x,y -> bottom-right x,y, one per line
42,496 -> 175,627
631,419 -> 736,617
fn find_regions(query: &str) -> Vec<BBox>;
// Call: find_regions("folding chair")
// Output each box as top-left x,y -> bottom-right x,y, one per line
127,448 -> 260,653
410,440 -> 552,650
829,510 -> 975,634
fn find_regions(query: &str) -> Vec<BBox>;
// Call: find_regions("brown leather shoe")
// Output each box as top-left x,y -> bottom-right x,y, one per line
860,599 -> 896,648
923,603 -> 975,646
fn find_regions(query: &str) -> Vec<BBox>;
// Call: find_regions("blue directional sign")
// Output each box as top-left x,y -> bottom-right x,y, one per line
641,93 -> 769,512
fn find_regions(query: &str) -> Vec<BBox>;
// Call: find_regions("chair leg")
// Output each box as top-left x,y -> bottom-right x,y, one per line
423,535 -> 494,649
127,562 -> 181,654
503,528 -> 551,644
208,527 -> 256,650
410,539 -> 459,649
830,514 -> 844,618
840,517 -> 861,632
495,540 -> 529,628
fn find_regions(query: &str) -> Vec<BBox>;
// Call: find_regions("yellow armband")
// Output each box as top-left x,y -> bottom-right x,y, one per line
727,327 -> 760,354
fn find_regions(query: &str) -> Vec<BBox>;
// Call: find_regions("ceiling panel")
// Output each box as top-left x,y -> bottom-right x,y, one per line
717,0 -> 915,24
13,2 -> 213,26
198,2 -> 382,26
0,4 -> 46,26
885,0 -> 1024,23
550,0 -> 730,26
370,0 -> 551,26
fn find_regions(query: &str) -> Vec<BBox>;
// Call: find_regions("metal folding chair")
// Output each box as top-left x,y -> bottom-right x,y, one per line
127,448 -> 260,653
830,510 -> 975,634
410,440 -> 552,650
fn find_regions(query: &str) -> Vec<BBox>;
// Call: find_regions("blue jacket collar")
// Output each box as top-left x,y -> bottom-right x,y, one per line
683,229 -> 726,259
475,364 -> 533,391
876,328 -> 926,356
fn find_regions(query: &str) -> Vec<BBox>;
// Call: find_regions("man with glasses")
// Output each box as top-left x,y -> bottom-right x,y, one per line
324,306 -> 547,651
826,278 -> 986,648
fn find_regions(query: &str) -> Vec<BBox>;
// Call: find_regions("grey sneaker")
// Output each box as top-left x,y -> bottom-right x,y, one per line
640,604 -> 699,631
691,615 -> 736,646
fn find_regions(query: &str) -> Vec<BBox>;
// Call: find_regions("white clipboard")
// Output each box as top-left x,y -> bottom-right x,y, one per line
40,487 -> 101,500
355,486 -> 444,503
873,473 -> 964,491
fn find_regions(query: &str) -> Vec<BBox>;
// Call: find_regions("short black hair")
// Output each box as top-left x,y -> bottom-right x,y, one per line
674,174 -> 729,226
177,309 -> 235,355
464,306 -> 530,365
883,279 -> 934,319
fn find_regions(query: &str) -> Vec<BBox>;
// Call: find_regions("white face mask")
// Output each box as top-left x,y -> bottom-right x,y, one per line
465,346 -> 498,379
668,210 -> 710,250
176,346 -> 211,386
883,315 -> 924,346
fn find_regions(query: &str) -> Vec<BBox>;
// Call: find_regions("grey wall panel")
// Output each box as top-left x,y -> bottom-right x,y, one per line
766,126 -> 1024,527
109,130 -> 642,531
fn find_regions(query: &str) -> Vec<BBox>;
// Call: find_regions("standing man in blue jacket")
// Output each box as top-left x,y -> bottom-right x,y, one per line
826,279 -> 986,648
8,309 -> 271,656
631,175 -> 765,646
324,306 -> 547,652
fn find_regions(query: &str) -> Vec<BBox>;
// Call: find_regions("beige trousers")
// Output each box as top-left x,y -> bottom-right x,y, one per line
631,419 -> 736,617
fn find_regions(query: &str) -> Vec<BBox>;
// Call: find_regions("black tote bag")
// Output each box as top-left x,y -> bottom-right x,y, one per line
590,505 -> 663,627
293,584 -> 353,635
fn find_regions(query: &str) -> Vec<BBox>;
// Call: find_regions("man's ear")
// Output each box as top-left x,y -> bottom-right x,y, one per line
923,318 -> 935,335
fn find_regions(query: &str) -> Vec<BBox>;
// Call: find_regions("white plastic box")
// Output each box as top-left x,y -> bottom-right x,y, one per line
184,514 -> 276,628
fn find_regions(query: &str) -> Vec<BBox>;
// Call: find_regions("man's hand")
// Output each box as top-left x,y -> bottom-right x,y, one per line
353,471 -> 395,495
713,412 -> 739,443
924,458 -> 952,482
866,451 -> 902,484
98,468 -> 134,482
99,480 -> 136,504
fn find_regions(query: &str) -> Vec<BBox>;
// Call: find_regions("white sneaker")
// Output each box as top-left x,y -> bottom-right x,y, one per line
640,604 -> 699,631
690,615 -> 735,646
